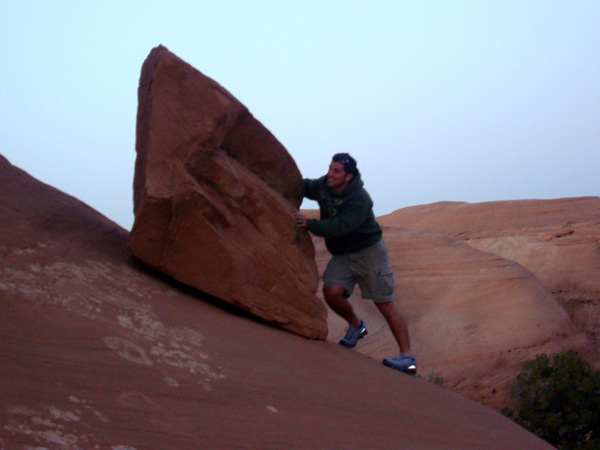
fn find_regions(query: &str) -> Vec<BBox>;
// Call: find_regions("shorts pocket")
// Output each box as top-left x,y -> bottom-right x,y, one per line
376,266 -> 395,296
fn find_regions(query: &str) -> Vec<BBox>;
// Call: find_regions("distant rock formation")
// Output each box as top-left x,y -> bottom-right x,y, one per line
380,198 -> 600,353
128,46 -> 327,339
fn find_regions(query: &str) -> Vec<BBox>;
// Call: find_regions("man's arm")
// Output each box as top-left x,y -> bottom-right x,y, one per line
294,178 -> 317,229
305,199 -> 369,238
294,177 -> 322,228
303,177 -> 325,201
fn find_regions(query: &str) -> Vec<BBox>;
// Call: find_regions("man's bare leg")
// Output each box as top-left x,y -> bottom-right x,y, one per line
375,301 -> 411,355
323,285 -> 361,327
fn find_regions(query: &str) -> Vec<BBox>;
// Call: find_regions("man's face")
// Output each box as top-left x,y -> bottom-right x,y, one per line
327,161 -> 353,192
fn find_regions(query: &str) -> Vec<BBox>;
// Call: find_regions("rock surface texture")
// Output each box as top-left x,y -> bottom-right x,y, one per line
380,198 -> 600,354
0,154 -> 556,449
128,46 -> 326,339
312,197 -> 599,410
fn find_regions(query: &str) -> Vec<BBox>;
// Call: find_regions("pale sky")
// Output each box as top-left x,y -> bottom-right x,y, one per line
1,0 -> 599,230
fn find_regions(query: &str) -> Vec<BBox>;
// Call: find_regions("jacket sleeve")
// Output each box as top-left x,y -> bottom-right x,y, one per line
303,177 -> 324,200
303,179 -> 314,200
306,192 -> 371,238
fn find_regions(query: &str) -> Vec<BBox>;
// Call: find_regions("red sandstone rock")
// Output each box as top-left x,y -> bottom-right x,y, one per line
379,198 -> 600,353
127,46 -> 326,339
0,154 -> 556,449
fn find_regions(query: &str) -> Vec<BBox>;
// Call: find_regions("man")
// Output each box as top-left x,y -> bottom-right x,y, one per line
293,153 -> 416,374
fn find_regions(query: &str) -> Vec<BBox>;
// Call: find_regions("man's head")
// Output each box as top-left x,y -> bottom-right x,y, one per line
332,153 -> 359,176
327,153 -> 359,193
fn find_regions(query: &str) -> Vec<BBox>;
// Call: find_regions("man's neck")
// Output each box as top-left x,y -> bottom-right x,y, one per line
331,180 -> 350,195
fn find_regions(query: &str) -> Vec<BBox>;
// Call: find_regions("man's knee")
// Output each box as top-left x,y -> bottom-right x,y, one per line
375,300 -> 396,315
323,285 -> 347,303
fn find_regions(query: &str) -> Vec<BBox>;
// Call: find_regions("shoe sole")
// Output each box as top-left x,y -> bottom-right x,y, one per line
338,330 -> 368,349
382,359 -> 417,375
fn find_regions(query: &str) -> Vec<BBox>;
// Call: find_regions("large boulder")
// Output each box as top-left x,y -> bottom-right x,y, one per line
128,46 -> 326,339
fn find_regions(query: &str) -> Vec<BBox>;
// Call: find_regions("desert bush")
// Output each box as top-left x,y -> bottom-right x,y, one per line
425,371 -> 444,387
503,350 -> 600,449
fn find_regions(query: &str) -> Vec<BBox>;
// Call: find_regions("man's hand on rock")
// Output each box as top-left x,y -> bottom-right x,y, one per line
293,210 -> 307,228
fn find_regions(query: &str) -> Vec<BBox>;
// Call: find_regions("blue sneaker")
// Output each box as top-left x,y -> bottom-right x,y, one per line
383,355 -> 417,375
339,320 -> 368,348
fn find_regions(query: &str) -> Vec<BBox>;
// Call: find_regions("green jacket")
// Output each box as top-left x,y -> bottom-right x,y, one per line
303,174 -> 382,255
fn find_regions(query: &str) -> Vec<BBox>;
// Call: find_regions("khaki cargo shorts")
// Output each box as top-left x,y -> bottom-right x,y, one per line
323,239 -> 395,303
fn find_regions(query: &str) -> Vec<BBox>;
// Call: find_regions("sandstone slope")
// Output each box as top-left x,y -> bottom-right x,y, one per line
0,157 -> 555,449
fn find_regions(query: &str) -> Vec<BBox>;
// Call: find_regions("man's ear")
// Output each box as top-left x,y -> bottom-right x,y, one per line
344,173 -> 354,183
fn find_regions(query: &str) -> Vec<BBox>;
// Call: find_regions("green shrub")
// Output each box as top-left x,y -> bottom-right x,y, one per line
503,350 -> 600,449
425,371 -> 444,387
